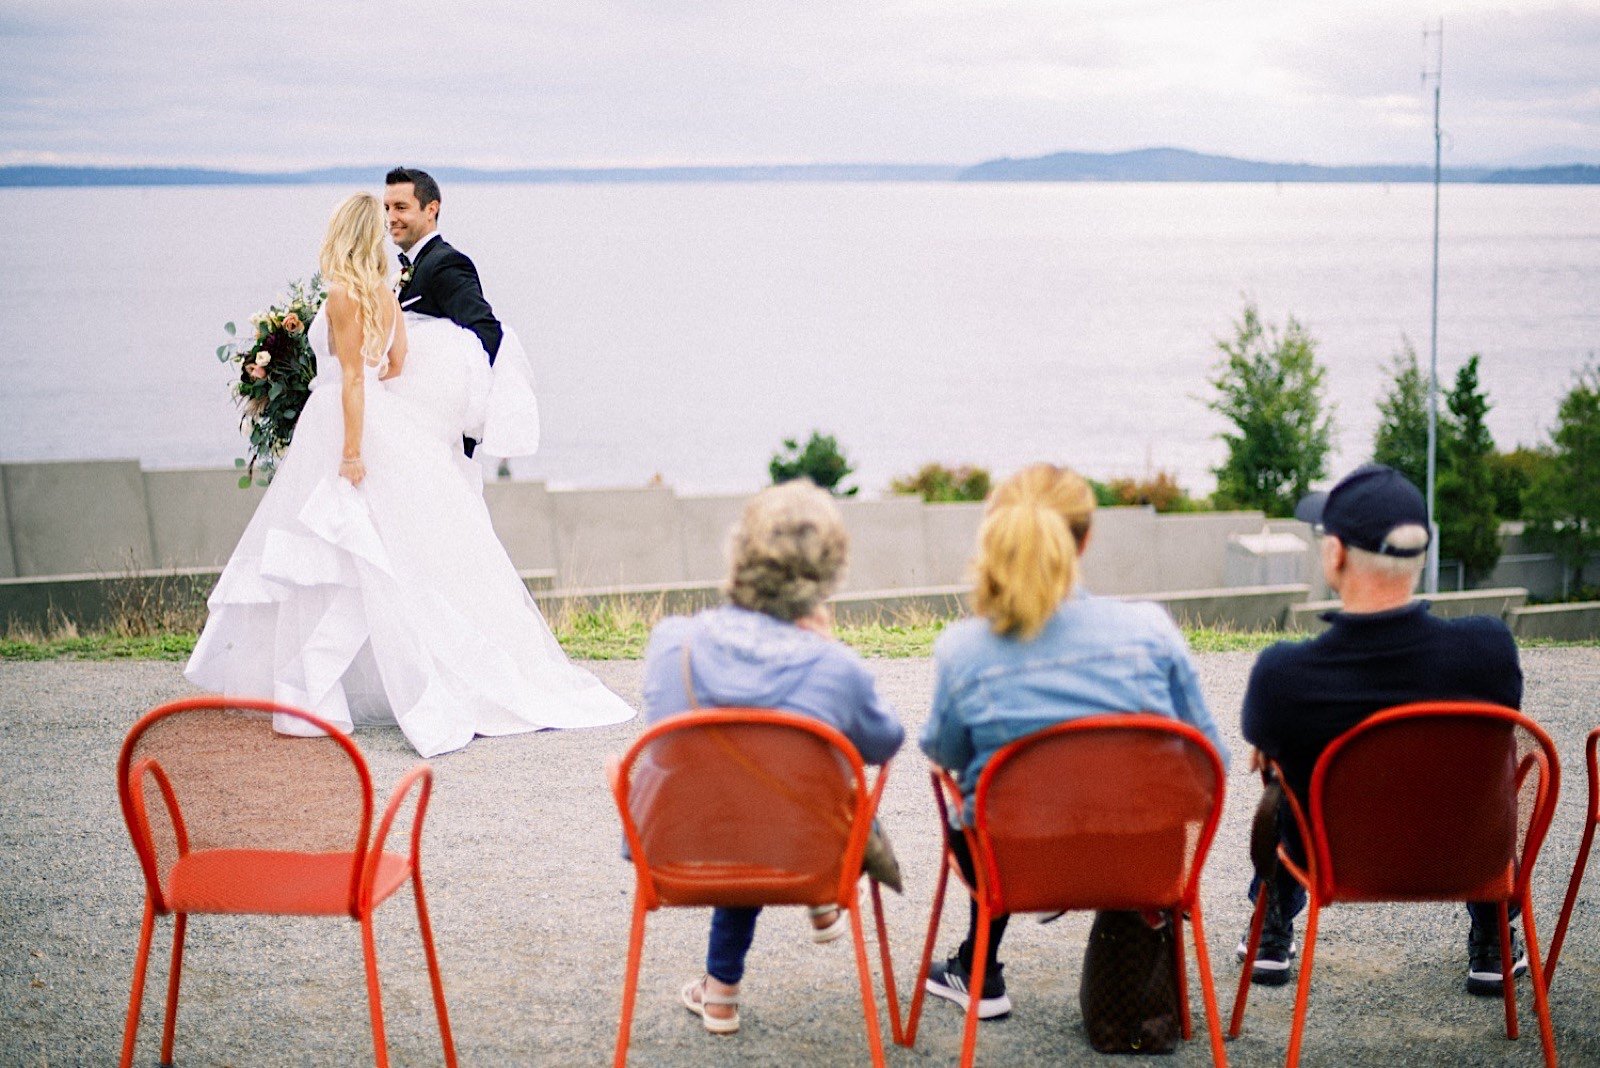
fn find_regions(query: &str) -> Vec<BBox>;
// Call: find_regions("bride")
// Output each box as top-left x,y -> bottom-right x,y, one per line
185,192 -> 635,756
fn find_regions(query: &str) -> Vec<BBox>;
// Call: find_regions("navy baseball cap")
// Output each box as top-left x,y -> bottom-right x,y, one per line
1293,464 -> 1431,557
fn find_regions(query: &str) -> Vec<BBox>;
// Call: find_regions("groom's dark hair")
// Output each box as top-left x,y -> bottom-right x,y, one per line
386,167 -> 442,214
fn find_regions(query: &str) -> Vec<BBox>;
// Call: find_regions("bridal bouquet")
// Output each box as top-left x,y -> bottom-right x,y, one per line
217,275 -> 325,486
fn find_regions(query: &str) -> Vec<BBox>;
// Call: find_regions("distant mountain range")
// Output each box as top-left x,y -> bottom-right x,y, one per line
3,148 -> 1596,187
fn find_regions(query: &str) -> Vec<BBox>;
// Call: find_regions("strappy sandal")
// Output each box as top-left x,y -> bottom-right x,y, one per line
681,977 -> 740,1034
808,904 -> 849,944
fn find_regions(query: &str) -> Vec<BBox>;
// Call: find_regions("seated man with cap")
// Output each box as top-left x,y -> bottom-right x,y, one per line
1237,463 -> 1526,995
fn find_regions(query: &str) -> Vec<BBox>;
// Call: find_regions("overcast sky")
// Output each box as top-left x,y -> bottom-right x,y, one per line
4,0 -> 1598,170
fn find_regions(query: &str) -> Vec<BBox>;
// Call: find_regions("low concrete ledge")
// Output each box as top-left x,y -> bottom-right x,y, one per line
830,586 -> 970,625
1288,587 -> 1531,634
0,567 -> 218,634
1121,584 -> 1310,631
1510,602 -> 1600,641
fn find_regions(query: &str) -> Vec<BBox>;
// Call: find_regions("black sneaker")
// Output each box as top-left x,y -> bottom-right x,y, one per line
1236,901 -> 1296,987
1467,921 -> 1529,996
925,955 -> 1012,1019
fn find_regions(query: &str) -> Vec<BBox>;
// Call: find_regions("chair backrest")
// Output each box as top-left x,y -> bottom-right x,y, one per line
1306,702 -> 1559,904
117,696 -> 374,916
613,708 -> 872,910
970,715 -> 1225,914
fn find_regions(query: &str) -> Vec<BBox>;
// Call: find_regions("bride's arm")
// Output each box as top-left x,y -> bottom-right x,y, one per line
325,285 -> 367,486
379,294 -> 407,381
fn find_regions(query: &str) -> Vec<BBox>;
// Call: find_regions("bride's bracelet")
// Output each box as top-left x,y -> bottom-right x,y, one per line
341,455 -> 361,463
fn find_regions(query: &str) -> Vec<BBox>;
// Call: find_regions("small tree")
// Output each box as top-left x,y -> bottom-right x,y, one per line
1525,363 -> 1600,593
769,431 -> 858,496
1372,338 -> 1437,493
1206,302 -> 1335,516
1436,354 -> 1502,584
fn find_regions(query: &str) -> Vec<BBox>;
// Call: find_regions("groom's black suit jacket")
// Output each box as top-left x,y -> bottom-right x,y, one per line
398,235 -> 502,366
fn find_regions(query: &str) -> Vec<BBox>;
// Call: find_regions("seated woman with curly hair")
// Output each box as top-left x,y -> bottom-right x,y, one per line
920,463 -> 1228,1021
641,479 -> 904,1035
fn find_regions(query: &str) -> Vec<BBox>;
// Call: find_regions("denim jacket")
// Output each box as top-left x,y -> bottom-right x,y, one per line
921,589 -> 1228,825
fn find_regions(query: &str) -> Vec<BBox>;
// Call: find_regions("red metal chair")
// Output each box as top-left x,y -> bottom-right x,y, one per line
899,715 -> 1229,1068
608,707 -> 900,1067
1230,702 -> 1560,1068
116,696 -> 455,1068
1546,726 -> 1599,983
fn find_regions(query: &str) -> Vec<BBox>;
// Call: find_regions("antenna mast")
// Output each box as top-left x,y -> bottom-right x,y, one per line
1423,19 -> 1444,594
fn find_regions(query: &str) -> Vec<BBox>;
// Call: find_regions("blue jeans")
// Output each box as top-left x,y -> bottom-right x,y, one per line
707,907 -> 762,985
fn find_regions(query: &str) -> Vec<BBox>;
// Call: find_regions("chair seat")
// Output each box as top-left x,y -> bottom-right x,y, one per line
166,849 -> 411,915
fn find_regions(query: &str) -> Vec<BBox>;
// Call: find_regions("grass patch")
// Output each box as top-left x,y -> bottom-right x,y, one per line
4,610 -> 1595,663
0,632 -> 199,662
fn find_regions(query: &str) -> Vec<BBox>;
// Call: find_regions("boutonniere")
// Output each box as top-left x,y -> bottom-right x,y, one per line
397,264 -> 414,290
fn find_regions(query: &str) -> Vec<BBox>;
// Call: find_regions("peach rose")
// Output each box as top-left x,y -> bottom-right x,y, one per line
247,364 -> 268,380
282,313 -> 303,335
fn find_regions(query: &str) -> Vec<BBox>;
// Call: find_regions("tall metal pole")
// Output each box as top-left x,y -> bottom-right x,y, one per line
1424,20 -> 1443,594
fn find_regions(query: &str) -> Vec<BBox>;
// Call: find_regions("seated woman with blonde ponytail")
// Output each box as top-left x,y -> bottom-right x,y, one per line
919,463 -> 1228,1021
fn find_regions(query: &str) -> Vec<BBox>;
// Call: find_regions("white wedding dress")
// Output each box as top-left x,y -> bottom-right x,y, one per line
185,307 -> 634,757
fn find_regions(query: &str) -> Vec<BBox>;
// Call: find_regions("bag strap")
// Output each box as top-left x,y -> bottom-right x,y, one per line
680,640 -> 698,709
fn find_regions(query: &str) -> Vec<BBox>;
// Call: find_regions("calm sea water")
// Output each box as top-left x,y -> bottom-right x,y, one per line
1,182 -> 1595,495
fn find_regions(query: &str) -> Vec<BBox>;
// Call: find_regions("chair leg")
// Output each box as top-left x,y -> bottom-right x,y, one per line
1171,910 -> 1192,1040
612,896 -> 648,1068
1227,884 -> 1269,1038
120,897 -> 157,1068
360,913 -> 389,1068
900,853 -> 952,1047
1498,903 -> 1520,1040
848,894 -> 888,1068
1188,904 -> 1229,1068
960,903 -> 991,1068
412,872 -> 457,1068
1546,811 -> 1595,982
1284,899 -> 1320,1068
159,912 -> 187,1065
870,879 -> 904,1045
1519,893 -> 1558,1068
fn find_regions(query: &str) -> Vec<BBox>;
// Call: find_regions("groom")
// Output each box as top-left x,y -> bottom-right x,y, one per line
383,166 -> 502,456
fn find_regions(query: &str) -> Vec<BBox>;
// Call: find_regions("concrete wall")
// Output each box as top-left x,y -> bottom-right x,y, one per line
0,470 -> 15,578
0,459 -> 1311,599
144,469 -> 267,568
482,480 -> 557,572
2,461 -> 154,575
549,485 -> 685,587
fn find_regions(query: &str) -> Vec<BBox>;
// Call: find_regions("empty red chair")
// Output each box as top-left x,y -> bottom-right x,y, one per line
900,715 -> 1229,1068
1546,726 -> 1599,983
608,707 -> 900,1067
1231,701 -> 1559,1067
116,696 -> 455,1067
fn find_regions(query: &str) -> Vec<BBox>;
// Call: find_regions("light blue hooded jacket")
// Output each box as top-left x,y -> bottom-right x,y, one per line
643,605 -> 903,765
921,589 -> 1228,825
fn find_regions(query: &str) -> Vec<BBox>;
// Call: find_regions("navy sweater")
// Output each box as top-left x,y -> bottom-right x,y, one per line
1241,601 -> 1523,804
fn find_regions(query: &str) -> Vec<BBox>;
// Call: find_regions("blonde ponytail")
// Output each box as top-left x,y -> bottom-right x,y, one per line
973,464 -> 1095,638
318,193 -> 389,365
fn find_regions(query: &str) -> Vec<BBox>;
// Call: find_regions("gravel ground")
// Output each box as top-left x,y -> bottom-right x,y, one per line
2,650 -> 1596,1067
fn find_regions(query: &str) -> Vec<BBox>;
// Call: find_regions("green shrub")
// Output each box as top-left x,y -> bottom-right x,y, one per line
890,463 -> 992,502
769,431 -> 858,496
1102,471 -> 1205,513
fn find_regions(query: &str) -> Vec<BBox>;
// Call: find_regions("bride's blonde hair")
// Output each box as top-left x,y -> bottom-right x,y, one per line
318,193 -> 389,365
